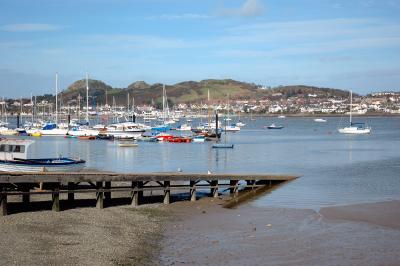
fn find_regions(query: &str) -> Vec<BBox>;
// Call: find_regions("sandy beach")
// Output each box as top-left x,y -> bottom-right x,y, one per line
1,195 -> 400,265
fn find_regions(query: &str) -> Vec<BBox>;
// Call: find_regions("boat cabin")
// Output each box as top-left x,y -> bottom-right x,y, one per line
0,139 -> 33,160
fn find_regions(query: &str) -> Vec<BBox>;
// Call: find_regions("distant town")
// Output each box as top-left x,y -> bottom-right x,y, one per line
1,79 -> 400,121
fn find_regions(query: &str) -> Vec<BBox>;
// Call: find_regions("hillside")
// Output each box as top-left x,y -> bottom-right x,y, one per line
55,79 -> 351,106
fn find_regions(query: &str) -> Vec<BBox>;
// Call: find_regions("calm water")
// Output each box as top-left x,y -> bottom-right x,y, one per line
9,116 -> 400,209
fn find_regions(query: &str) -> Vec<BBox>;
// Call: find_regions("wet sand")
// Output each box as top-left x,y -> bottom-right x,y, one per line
160,199 -> 400,265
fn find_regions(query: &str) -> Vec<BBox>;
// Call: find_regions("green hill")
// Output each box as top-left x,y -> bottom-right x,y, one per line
58,79 -> 351,106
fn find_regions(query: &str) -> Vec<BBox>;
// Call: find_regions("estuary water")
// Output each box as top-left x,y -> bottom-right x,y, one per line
11,116 -> 400,209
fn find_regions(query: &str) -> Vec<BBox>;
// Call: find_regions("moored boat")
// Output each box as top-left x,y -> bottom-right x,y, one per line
0,139 -> 85,172
338,91 -> 371,134
266,123 -> 284,129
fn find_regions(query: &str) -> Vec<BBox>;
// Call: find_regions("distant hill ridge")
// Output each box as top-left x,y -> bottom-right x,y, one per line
59,79 -> 352,106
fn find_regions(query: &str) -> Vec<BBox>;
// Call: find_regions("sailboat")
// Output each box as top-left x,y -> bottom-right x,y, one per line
40,73 -> 69,136
338,90 -> 371,134
152,84 -> 171,131
212,113 -> 234,149
66,73 -> 99,137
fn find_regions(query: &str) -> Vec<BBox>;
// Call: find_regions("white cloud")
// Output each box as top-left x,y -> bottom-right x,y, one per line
0,23 -> 63,32
219,0 -> 265,17
147,13 -> 212,20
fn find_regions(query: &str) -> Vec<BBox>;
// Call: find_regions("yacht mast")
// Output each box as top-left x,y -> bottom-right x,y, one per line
86,73 -> 89,123
55,72 -> 58,124
162,84 -> 166,123
350,90 -> 353,125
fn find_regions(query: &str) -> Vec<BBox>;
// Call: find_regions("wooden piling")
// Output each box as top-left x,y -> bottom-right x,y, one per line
96,182 -> 104,209
230,180 -> 239,196
104,181 -> 111,200
52,183 -> 60,212
211,180 -> 218,198
0,187 -> 7,216
67,182 -> 75,203
163,181 -> 170,204
190,180 -> 197,201
22,186 -> 30,205
131,181 -> 139,206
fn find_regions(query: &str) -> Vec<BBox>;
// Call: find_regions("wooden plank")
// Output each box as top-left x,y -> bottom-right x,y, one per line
0,172 -> 299,183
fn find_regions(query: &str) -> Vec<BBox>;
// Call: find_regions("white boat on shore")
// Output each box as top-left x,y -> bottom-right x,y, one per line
0,139 -> 85,172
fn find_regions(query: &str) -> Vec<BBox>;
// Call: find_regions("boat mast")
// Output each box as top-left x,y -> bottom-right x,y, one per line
350,90 -> 352,125
55,72 -> 58,125
127,92 -> 130,113
86,73 -> 89,123
31,93 -> 34,123
207,89 -> 210,130
162,84 -> 166,123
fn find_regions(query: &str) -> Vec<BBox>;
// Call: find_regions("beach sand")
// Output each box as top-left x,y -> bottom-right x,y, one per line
0,202 -> 166,266
160,199 -> 400,265
1,194 -> 400,265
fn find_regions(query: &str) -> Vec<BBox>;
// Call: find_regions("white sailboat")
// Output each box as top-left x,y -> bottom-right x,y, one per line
40,73 -> 68,136
66,73 -> 100,137
338,91 -> 371,134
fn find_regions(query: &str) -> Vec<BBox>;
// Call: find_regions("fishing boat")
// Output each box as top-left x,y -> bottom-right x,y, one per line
0,139 -> 85,172
266,123 -> 284,129
314,118 -> 327,123
338,91 -> 371,134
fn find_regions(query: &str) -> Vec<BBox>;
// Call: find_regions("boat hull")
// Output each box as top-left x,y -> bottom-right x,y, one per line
338,127 -> 371,134
0,159 -> 85,172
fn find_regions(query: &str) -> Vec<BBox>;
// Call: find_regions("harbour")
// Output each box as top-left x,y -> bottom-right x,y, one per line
1,0 -> 400,264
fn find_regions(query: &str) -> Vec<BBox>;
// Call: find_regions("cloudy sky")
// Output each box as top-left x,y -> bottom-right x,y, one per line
1,0 -> 400,97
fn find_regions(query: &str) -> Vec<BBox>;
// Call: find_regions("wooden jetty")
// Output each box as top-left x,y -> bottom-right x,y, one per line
0,172 -> 298,216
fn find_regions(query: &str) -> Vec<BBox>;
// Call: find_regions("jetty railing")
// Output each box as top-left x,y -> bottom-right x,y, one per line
0,172 -> 298,216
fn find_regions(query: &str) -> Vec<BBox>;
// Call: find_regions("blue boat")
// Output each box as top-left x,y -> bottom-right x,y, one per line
0,139 -> 85,172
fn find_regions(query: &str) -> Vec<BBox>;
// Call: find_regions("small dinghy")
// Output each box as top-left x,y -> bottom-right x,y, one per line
212,143 -> 234,149
0,139 -> 85,172
118,143 -> 138,147
266,123 -> 284,129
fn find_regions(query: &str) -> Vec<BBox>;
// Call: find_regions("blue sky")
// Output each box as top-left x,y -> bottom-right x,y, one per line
1,0 -> 400,97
